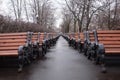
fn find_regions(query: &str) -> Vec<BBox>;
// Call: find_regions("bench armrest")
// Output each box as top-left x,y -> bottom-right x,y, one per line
96,44 -> 105,55
18,46 -> 24,55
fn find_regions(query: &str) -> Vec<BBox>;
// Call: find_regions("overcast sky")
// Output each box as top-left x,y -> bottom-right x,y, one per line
0,0 -> 65,28
51,0 -> 65,28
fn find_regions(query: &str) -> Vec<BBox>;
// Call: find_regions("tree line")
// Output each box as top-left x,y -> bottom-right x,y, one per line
0,0 -> 56,33
61,0 -> 120,33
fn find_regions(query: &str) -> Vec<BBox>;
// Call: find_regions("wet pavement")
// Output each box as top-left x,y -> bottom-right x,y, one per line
0,37 -> 120,80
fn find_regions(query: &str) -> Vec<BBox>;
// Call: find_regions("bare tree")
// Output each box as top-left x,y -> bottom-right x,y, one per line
64,0 -> 120,31
65,0 -> 87,32
29,0 -> 56,30
23,0 -> 29,22
61,7 -> 73,33
10,0 -> 23,21
93,0 -> 120,30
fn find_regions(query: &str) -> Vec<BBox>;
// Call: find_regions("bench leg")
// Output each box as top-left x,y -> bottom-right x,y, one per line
25,55 -> 31,64
95,56 -> 100,65
100,54 -> 107,73
87,53 -> 91,60
33,50 -> 38,59
18,55 -> 24,72
42,50 -> 46,57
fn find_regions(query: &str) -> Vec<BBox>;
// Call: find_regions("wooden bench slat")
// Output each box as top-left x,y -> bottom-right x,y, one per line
104,45 -> 120,48
105,50 -> 120,54
0,43 -> 25,47
97,30 -> 120,33
97,37 -> 120,39
0,32 -> 27,57
98,34 -> 120,37
0,40 -> 26,43
0,51 -> 18,56
0,47 -> 19,50
0,33 -> 27,36
0,36 -> 27,40
96,30 -> 120,54
99,41 -> 120,45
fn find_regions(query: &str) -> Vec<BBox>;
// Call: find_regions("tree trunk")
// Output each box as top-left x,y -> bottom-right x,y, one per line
112,0 -> 118,29
108,2 -> 111,30
78,19 -> 82,32
74,18 -> 77,32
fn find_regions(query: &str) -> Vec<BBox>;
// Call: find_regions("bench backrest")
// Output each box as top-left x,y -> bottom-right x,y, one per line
0,32 -> 29,50
38,32 -> 46,45
52,33 -> 57,39
89,31 -> 95,43
46,33 -> 52,40
67,33 -> 72,40
79,32 -> 84,44
95,30 -> 120,54
32,32 -> 38,43
74,33 -> 79,42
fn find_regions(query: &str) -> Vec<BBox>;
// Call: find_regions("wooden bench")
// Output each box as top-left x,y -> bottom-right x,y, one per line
62,33 -> 69,42
38,32 -> 47,55
53,33 -> 59,44
32,33 -> 38,43
85,31 -> 97,59
48,33 -> 55,46
74,33 -> 79,42
50,33 -> 59,46
46,33 -> 52,49
76,32 -> 84,53
72,33 -> 77,48
32,32 -> 41,58
0,32 -> 32,72
83,31 -> 90,55
80,32 -> 84,45
66,33 -> 73,46
62,33 -> 76,47
63,32 -> 84,52
93,30 -> 120,72
69,33 -> 77,49
96,30 -> 120,56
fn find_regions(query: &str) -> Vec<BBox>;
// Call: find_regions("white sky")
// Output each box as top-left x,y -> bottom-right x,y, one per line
0,0 -> 65,28
51,0 -> 65,28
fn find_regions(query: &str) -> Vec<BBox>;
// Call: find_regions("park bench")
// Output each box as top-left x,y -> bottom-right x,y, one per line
84,31 -> 97,59
71,33 -> 78,49
51,33 -> 56,46
51,33 -> 59,45
83,31 -> 91,55
93,30 -> 120,72
62,32 -> 84,52
80,32 -> 84,45
77,32 -> 84,53
32,32 -> 58,58
32,32 -> 47,57
46,33 -> 52,49
65,33 -> 73,46
73,33 -> 79,49
39,32 -> 47,56
63,33 -> 70,42
32,32 -> 41,58
44,33 -> 59,52
0,32 -> 33,72
67,33 -> 76,49
70,33 -> 76,48
62,33 -> 77,48
48,33 -> 56,47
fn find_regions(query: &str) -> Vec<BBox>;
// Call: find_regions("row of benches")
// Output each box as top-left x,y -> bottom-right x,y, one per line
63,30 -> 120,73
0,32 -> 59,72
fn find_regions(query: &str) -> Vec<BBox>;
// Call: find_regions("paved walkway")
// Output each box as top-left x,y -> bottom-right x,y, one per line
27,37 -> 99,80
0,37 -> 120,80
